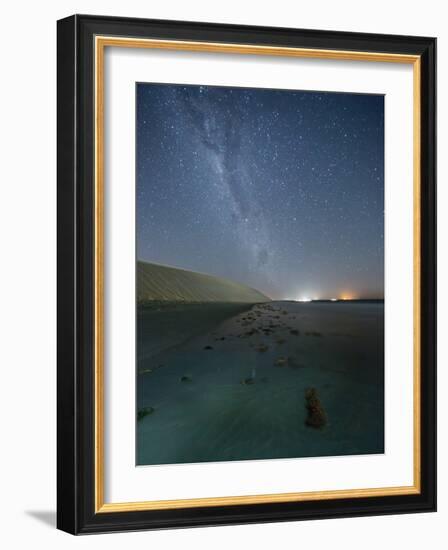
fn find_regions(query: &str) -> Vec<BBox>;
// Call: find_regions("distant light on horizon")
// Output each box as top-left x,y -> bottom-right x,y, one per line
340,293 -> 356,300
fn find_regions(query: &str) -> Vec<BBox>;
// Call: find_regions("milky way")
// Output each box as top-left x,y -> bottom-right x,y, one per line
136,83 -> 384,300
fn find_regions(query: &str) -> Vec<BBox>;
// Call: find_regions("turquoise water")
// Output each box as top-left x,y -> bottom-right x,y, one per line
136,301 -> 384,465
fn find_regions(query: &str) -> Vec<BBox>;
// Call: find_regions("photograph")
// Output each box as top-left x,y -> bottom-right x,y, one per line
136,82 -> 385,466
0,0 -> 440,542
54,12 -> 436,535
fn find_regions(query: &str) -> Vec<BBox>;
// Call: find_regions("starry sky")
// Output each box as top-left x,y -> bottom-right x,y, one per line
136,83 -> 384,300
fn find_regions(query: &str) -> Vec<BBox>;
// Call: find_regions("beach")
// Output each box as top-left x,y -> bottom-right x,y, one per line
137,300 -> 384,465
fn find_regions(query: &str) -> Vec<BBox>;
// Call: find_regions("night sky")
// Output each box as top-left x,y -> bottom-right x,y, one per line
136,83 -> 384,300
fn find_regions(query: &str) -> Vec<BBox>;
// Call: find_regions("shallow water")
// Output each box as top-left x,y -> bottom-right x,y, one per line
136,301 -> 384,465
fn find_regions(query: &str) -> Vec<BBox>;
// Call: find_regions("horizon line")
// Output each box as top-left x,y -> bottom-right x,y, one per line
137,259 -> 384,302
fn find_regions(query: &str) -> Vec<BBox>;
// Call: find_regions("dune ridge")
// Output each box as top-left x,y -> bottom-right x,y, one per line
137,260 -> 270,303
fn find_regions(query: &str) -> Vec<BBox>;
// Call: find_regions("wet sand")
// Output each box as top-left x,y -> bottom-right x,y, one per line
137,301 -> 384,465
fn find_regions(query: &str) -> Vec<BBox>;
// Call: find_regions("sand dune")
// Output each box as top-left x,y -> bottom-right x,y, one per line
137,261 -> 270,303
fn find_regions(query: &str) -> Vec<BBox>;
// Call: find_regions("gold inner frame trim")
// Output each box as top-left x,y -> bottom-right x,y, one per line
94,35 -> 421,513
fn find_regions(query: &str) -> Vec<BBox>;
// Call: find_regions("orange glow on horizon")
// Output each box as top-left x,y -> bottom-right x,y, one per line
339,292 -> 357,301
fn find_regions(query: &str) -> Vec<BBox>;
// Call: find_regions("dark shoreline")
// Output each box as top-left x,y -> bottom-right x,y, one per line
309,299 -> 384,304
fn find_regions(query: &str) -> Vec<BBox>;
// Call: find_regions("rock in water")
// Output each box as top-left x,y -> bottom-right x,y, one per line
305,388 -> 327,428
138,368 -> 153,375
137,406 -> 155,421
257,344 -> 269,353
275,356 -> 288,367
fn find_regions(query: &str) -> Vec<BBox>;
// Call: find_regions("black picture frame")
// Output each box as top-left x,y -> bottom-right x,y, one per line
57,14 -> 436,534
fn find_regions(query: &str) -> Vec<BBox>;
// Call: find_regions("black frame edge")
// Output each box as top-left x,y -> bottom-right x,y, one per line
419,37 -> 437,514
57,14 -> 78,535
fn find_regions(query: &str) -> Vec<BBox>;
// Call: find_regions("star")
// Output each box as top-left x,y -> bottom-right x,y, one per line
136,83 -> 384,299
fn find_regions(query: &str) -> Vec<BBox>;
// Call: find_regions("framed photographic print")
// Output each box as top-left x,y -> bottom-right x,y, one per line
57,14 -> 436,534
